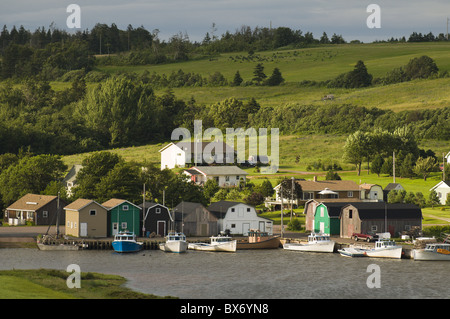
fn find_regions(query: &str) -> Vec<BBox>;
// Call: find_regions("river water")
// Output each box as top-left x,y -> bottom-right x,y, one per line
0,248 -> 449,299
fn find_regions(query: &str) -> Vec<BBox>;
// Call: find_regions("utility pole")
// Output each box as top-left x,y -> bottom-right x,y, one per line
393,151 -> 396,183
447,17 -> 449,41
444,153 -> 446,181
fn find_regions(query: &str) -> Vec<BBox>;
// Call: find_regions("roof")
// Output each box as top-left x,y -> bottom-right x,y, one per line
430,181 -> 450,191
174,201 -> 207,212
343,202 -> 422,220
359,183 -> 381,190
208,200 -> 243,214
64,199 -> 106,211
102,198 -> 141,210
138,202 -> 169,210
276,179 -> 360,191
189,166 -> 248,176
62,164 -> 83,183
384,183 -> 404,191
159,141 -> 235,153
317,202 -> 354,218
7,194 -> 57,211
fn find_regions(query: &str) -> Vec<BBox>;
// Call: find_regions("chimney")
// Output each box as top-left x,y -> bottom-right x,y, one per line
313,176 -> 317,182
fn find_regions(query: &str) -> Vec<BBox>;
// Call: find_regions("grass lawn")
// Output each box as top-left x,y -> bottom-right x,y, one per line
0,269 -> 174,299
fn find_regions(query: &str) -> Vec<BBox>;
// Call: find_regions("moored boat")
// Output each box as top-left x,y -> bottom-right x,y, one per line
37,242 -> 81,251
237,230 -> 280,250
364,238 -> 402,259
414,243 -> 450,261
338,246 -> 367,257
112,231 -> 143,253
159,232 -> 188,253
283,233 -> 335,253
188,235 -> 236,252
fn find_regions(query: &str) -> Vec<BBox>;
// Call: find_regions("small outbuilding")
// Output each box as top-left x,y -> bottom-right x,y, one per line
64,199 -> 108,238
103,198 -> 141,237
139,202 -> 173,237
173,201 -> 218,237
340,202 -> 422,238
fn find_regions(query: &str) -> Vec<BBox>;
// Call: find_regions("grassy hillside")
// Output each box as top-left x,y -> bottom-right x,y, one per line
76,42 -> 450,112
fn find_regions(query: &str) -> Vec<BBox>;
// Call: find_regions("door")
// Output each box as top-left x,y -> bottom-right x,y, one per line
201,223 -> 208,236
259,221 -> 265,232
320,222 -> 325,234
112,223 -> 119,236
242,223 -> 250,236
80,223 -> 88,237
157,221 -> 166,236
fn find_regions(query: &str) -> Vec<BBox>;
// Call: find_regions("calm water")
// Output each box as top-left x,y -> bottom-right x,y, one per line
0,248 -> 449,299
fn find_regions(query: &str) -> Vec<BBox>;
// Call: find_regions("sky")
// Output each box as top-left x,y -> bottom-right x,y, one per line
0,0 -> 449,43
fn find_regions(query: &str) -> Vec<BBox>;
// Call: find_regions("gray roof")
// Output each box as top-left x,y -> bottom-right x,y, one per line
344,202 -> 422,220
191,166 -> 248,176
384,183 -> 404,191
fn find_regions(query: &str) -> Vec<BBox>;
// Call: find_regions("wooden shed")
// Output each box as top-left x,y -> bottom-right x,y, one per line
102,198 -> 141,237
340,202 -> 422,238
64,199 -> 108,238
139,202 -> 173,237
173,201 -> 218,237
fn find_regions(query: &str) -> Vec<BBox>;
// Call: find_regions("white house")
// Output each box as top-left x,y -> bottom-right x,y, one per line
359,183 -> 384,201
62,164 -> 83,197
446,152 -> 450,164
208,201 -> 273,236
430,181 -> 450,205
159,141 -> 235,170
183,166 -> 248,187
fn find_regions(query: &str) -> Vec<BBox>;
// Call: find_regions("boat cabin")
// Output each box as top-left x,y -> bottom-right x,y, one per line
425,243 -> 450,253
114,231 -> 137,241
211,236 -> 233,244
375,239 -> 397,249
167,232 -> 186,242
248,230 -> 272,243
308,233 -> 331,243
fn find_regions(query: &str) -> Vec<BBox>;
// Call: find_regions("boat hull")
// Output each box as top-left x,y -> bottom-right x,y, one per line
160,240 -> 188,253
364,247 -> 402,259
112,241 -> 143,253
237,237 -> 281,250
189,240 -> 236,252
338,247 -> 367,257
283,241 -> 335,253
413,249 -> 450,261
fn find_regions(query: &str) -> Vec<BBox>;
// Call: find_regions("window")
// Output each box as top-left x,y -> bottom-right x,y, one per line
247,208 -> 250,212
225,176 -> 230,182
74,222 -> 77,229
231,208 -> 235,212
67,221 -> 70,227
371,225 -> 378,232
123,205 -> 129,211
89,210 -> 96,216
156,208 -> 161,214
42,211 -> 48,218
231,224 -> 236,228
121,222 -> 127,229
349,209 -> 353,219
348,191 -> 353,198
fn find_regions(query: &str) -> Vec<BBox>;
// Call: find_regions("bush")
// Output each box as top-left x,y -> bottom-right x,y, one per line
287,218 -> 302,231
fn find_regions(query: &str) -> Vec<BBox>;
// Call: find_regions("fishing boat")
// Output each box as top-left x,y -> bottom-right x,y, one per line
159,232 -> 188,253
37,242 -> 81,251
364,238 -> 402,259
283,233 -> 335,253
237,230 -> 280,250
112,231 -> 143,253
338,246 -> 367,257
188,235 -> 237,252
413,243 -> 450,261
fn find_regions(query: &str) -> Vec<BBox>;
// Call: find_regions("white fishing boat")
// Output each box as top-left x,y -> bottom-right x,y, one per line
159,232 -> 188,253
364,238 -> 403,259
188,235 -> 237,252
283,233 -> 335,253
338,246 -> 367,257
414,243 -> 450,261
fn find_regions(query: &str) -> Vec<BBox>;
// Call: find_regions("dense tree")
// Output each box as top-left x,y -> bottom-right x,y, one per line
0,155 -> 67,206
343,131 -> 369,175
414,157 -> 438,181
266,68 -> 284,86
404,55 -> 439,80
232,71 -> 243,86
252,63 -> 266,85
371,155 -> 384,177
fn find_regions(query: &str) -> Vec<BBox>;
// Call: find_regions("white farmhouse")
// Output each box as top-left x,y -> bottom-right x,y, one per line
208,201 -> 273,236
430,181 -> 450,205
159,141 -> 235,170
183,166 -> 248,187
359,183 -> 384,201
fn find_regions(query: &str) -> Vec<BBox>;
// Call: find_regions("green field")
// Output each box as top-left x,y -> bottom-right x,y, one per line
0,269 -> 171,299
85,42 -> 450,112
